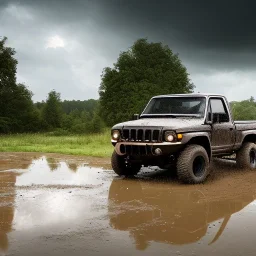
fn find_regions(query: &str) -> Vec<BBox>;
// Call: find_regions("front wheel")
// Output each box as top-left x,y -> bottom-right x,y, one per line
111,151 -> 141,176
176,144 -> 210,184
236,142 -> 256,169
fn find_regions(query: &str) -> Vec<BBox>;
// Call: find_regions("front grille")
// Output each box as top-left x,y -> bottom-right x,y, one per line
120,144 -> 151,155
121,128 -> 161,142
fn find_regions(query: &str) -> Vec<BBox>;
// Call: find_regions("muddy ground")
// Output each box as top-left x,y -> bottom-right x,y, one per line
0,152 -> 256,256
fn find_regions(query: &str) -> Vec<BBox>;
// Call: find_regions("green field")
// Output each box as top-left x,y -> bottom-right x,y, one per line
0,129 -> 113,157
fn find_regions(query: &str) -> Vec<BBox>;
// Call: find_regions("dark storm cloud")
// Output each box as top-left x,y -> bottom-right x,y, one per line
10,0 -> 256,50
92,0 -> 256,70
1,0 -> 256,101
99,0 -> 256,49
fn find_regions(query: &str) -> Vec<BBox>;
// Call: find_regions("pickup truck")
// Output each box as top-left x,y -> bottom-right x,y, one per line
110,93 -> 256,184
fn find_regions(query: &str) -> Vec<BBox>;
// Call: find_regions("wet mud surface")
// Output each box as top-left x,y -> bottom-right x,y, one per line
1,152 -> 256,255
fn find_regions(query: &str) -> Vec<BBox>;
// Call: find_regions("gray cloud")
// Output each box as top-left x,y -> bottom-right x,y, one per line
0,0 -> 256,101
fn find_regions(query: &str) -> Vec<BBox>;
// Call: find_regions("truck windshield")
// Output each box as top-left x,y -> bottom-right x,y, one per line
142,97 -> 206,117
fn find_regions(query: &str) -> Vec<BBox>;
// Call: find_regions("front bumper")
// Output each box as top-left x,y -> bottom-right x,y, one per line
114,141 -> 183,156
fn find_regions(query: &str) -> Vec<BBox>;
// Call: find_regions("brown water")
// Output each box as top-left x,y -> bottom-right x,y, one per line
0,152 -> 256,256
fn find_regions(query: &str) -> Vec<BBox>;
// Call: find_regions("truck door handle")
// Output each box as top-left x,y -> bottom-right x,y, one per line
230,127 -> 234,131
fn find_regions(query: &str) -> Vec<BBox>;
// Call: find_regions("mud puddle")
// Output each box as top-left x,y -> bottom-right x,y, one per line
1,153 -> 256,255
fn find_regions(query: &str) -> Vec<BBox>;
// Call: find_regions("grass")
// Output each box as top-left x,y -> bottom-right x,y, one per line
0,129 -> 113,157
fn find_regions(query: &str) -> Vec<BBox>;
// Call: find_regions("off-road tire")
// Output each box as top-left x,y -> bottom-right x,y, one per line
236,142 -> 256,169
177,144 -> 209,184
111,150 -> 141,176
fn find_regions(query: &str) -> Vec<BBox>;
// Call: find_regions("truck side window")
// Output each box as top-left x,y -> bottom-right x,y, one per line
209,98 -> 229,123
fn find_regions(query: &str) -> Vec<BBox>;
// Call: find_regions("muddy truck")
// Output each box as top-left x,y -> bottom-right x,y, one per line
110,93 -> 256,184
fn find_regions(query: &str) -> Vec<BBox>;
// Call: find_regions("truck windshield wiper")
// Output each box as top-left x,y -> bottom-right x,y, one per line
140,114 -> 201,118
140,114 -> 177,118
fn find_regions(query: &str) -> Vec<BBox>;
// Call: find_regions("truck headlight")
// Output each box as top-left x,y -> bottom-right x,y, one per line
165,131 -> 176,142
112,130 -> 120,141
164,131 -> 183,142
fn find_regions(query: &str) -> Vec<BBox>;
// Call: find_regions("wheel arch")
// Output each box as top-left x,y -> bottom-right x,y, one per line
186,136 -> 212,160
242,134 -> 256,144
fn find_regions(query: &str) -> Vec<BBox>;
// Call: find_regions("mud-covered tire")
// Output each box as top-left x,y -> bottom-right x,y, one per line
111,151 -> 141,176
176,144 -> 209,184
236,142 -> 256,169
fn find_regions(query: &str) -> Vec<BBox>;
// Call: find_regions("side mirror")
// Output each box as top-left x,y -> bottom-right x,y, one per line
205,112 -> 213,125
133,114 -> 140,120
212,113 -> 220,124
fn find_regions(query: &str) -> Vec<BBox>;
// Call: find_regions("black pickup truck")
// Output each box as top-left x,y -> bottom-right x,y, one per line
110,93 -> 256,183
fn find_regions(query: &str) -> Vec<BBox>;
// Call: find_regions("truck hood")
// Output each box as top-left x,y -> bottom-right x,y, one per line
113,118 -> 208,133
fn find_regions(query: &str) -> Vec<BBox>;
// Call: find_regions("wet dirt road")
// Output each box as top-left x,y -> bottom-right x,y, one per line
1,153 -> 256,256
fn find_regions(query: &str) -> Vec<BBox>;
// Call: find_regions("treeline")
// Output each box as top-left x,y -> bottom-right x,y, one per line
0,36 -> 104,134
33,91 -> 104,134
35,98 -> 98,115
0,87 -> 104,134
230,97 -> 256,120
34,94 -> 103,134
1,36 -> 255,135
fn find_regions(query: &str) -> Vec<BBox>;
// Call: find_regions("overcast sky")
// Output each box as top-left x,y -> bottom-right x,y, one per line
0,0 -> 256,102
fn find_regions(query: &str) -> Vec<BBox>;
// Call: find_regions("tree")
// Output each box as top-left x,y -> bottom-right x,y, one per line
99,38 -> 194,126
88,113 -> 105,133
42,90 -> 63,129
0,37 -> 17,98
0,37 -> 40,133
10,83 -> 41,132
0,37 -> 18,132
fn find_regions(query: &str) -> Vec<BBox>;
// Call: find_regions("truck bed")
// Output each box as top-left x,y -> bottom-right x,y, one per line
234,121 -> 256,131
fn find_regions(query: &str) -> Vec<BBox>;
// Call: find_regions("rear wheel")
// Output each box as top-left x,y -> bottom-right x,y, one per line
111,151 -> 141,176
176,144 -> 210,184
236,142 -> 256,169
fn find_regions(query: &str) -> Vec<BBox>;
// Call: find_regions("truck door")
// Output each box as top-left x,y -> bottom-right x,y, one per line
207,98 -> 235,154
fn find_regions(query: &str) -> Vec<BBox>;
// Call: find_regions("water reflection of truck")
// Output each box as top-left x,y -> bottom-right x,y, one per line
108,179 -> 255,250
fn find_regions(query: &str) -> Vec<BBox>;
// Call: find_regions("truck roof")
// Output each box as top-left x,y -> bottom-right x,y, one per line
152,93 -> 225,98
